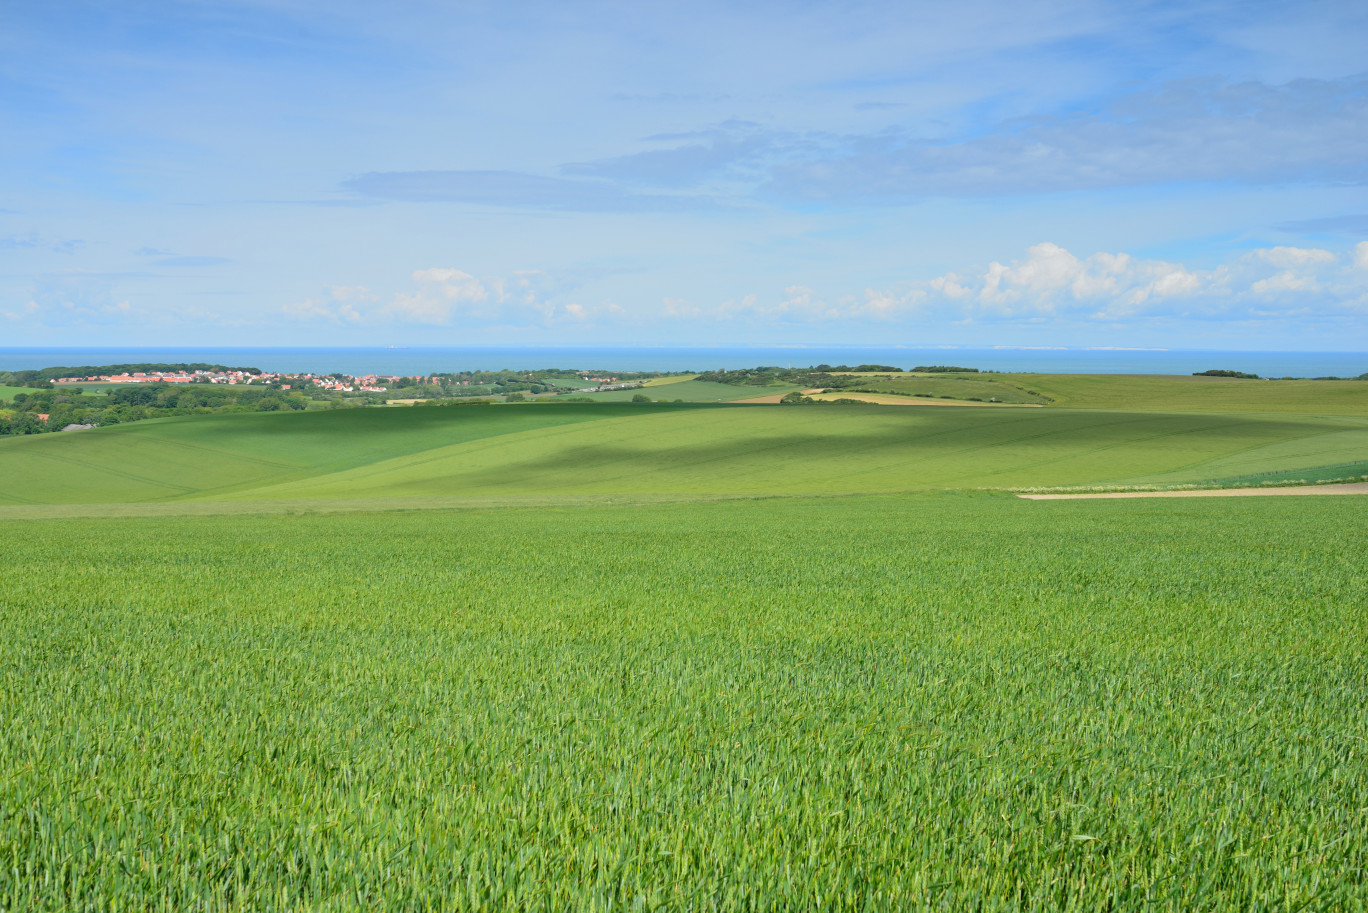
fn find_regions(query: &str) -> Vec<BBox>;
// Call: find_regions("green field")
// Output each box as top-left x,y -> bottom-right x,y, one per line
641,373 -> 700,387
841,373 -> 1051,404
0,384 -> 42,400
3,375 -> 1367,908
1009,373 -> 1368,413
3,495 -> 1365,909
568,379 -> 798,402
827,371 -> 1368,412
3,400 -> 1367,510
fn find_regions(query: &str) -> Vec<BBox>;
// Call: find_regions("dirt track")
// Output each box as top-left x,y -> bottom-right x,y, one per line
730,390 -> 1040,406
730,388 -> 827,404
1019,482 -> 1368,500
807,392 -> 1040,407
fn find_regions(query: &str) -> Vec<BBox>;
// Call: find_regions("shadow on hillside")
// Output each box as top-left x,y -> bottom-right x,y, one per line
389,409 -> 1328,494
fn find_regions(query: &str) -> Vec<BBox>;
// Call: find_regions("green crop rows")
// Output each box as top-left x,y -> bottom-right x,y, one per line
4,403 -> 1367,510
3,379 -> 1366,909
3,494 -> 1366,910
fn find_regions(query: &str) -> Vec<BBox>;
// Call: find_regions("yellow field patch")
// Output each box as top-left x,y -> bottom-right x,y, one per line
806,392 -> 1038,407
642,374 -> 700,387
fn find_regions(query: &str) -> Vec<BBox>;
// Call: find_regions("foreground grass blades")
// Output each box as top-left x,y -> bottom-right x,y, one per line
3,494 -> 1366,910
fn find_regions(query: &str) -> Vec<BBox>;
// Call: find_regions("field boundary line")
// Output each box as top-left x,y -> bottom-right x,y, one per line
1018,482 -> 1368,500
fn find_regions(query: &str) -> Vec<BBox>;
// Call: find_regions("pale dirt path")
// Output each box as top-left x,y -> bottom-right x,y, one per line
729,390 -> 1042,406
806,392 -> 1042,407
1020,482 -> 1368,500
730,388 -> 828,404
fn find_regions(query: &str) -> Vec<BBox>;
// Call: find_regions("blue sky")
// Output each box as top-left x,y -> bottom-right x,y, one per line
2,0 -> 1367,349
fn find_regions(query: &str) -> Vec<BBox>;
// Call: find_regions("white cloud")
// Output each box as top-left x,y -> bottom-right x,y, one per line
283,285 -> 375,323
928,273 -> 972,299
558,300 -> 624,322
282,267 -> 635,328
1256,246 -> 1337,269
663,297 -> 702,318
969,243 -> 1204,319
282,297 -> 360,323
1,300 -> 41,321
386,269 -> 491,324
1250,271 -> 1320,295
861,287 -> 925,318
659,241 -> 1368,327
8,272 -> 154,327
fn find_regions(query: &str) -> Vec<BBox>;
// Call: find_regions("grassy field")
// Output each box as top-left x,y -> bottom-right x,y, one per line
840,373 -> 1051,404
629,371 -> 1368,411
1015,373 -> 1368,413
3,376 -> 1367,908
641,374 -> 699,387
825,371 -> 1368,413
3,401 -> 1367,510
568,379 -> 798,402
3,494 -> 1365,909
0,384 -> 42,400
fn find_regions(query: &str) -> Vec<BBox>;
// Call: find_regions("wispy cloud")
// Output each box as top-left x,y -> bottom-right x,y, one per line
283,267 -> 618,328
3,271 -> 141,327
767,77 -> 1368,202
152,255 -> 232,268
1,234 -> 85,253
361,76 -> 1368,212
667,242 -> 1368,325
561,120 -> 783,190
341,170 -> 702,212
1277,214 -> 1368,236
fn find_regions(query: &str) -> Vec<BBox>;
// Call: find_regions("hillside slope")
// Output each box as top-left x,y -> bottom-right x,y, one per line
4,401 -> 1365,510
0,404 -> 661,504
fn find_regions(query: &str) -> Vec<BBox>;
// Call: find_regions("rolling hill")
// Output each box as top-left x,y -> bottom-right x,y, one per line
4,398 -> 1366,514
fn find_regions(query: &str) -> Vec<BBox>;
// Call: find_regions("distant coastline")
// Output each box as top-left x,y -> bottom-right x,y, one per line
1,346 -> 1364,378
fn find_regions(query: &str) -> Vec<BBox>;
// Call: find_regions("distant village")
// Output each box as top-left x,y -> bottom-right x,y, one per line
49,369 -> 635,394
0,362 -> 667,437
49,369 -> 437,393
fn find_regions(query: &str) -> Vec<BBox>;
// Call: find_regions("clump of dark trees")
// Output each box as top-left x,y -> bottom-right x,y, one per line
696,365 -> 902,389
778,392 -> 870,405
1194,369 -> 1368,381
1194,369 -> 1261,379
428,369 -> 673,398
694,364 -> 988,390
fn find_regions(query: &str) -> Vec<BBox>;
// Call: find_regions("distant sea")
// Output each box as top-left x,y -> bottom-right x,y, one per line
1,346 -> 1365,378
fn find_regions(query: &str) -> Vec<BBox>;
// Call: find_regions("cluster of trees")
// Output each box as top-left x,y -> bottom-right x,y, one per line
1194,369 -> 1260,379
778,392 -> 868,405
1193,369 -> 1368,381
0,379 -> 348,436
694,366 -> 892,389
420,369 -> 678,399
696,365 -> 992,390
428,371 -> 549,396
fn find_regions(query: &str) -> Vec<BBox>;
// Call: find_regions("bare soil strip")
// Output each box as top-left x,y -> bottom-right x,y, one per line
1020,482 -> 1368,500
807,392 -> 1041,407
730,390 -> 1041,406
730,388 -> 828,404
